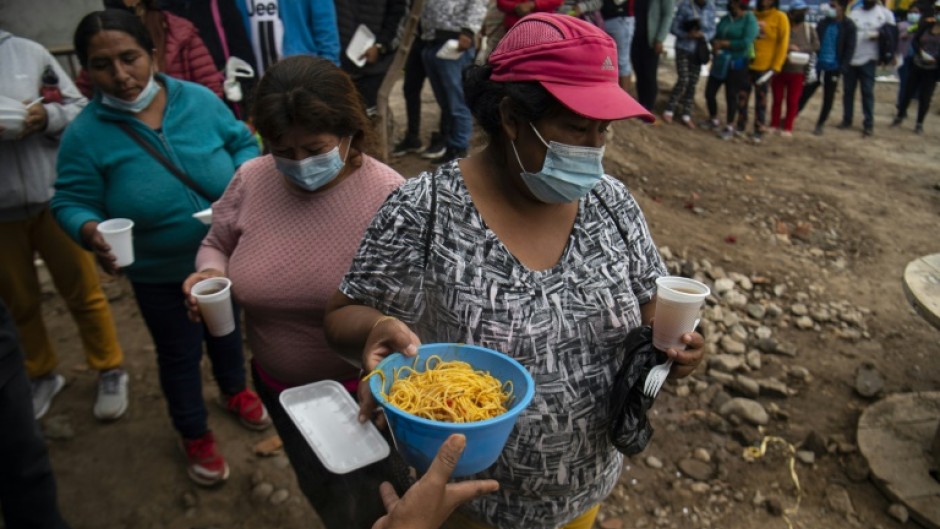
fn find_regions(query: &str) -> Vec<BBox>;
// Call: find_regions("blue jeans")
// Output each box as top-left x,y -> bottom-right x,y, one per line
604,15 -> 635,77
842,60 -> 876,129
422,40 -> 474,151
131,282 -> 246,439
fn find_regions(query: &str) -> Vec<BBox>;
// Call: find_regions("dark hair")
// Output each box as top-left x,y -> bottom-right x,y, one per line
463,63 -> 564,139
251,56 -> 375,165
73,10 -> 154,68
831,0 -> 849,8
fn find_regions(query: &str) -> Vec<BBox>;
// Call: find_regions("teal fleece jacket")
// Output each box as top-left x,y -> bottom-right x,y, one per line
53,74 -> 259,284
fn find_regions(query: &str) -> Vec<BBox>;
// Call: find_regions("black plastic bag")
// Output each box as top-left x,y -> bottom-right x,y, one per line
608,325 -> 667,455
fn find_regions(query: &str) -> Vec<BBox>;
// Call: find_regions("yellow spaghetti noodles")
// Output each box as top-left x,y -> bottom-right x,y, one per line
365,355 -> 513,423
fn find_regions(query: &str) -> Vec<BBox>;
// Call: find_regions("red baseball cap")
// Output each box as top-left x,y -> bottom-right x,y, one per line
488,13 -> 653,122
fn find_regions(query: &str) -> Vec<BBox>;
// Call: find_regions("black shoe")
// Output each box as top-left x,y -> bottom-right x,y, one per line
915,123 -> 924,134
391,135 -> 422,157
813,125 -> 824,136
862,127 -> 873,137
836,121 -> 851,130
431,146 -> 467,165
890,116 -> 903,127
421,132 -> 446,159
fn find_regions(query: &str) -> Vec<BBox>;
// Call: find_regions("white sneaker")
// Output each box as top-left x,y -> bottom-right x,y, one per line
94,368 -> 129,421
31,373 -> 65,420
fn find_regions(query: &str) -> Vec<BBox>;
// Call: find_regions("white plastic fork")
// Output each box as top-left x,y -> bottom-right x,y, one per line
643,318 -> 699,399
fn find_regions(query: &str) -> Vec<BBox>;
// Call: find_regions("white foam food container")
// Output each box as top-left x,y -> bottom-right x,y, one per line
346,24 -> 376,68
280,380 -> 390,474
192,208 -> 212,225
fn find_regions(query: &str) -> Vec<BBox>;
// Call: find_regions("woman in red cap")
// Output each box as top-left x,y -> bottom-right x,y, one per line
325,12 -> 705,529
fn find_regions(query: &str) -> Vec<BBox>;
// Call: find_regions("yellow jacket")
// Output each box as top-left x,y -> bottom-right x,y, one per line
751,8 -> 790,72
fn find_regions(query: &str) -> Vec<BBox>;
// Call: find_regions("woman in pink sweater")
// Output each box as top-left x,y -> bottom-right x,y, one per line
182,56 -> 404,529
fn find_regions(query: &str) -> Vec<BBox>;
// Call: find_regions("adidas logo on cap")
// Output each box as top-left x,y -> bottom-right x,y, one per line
601,56 -> 615,71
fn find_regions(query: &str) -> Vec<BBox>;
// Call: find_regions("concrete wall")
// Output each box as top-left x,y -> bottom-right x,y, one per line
0,0 -> 101,50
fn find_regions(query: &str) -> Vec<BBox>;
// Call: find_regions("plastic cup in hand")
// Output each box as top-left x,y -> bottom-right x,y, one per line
652,276 -> 710,352
96,218 -> 135,267
191,277 -> 236,337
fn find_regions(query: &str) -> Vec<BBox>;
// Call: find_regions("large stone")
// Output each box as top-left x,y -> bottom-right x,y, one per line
754,326 -> 773,340
794,316 -> 815,330
269,489 -> 290,506
43,415 -> 74,441
854,362 -> 884,398
714,278 -> 736,294
745,350 -> 762,370
732,425 -> 762,447
678,458 -> 715,481
732,375 -> 760,398
791,303 -> 808,316
801,431 -> 828,456
825,484 -> 856,518
746,304 -> 767,320
887,503 -> 909,524
729,325 -> 749,343
720,335 -> 747,355
719,398 -> 769,426
710,354 -> 745,373
758,378 -> 790,398
251,482 -> 274,502
645,456 -> 664,469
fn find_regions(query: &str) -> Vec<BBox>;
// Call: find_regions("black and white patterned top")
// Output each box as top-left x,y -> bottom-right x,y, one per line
340,161 -> 665,529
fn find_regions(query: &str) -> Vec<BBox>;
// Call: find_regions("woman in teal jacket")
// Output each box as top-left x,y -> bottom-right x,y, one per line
702,0 -> 759,139
53,10 -> 264,487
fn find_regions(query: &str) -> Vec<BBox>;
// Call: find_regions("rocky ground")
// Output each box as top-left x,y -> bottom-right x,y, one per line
19,66 -> 940,529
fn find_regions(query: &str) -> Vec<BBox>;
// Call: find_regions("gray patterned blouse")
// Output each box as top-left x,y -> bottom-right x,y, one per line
339,161 -> 665,529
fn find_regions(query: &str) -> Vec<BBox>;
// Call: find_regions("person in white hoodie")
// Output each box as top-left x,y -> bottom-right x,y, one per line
0,30 -> 129,422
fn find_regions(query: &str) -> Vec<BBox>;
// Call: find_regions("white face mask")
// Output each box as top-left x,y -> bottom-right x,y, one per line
274,137 -> 352,191
101,73 -> 161,113
510,123 -> 606,204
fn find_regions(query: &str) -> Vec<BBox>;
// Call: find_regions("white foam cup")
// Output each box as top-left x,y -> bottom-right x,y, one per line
191,277 -> 236,337
652,276 -> 710,351
96,218 -> 135,267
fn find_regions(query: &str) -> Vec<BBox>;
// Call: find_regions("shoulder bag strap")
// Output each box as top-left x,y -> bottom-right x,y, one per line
422,170 -> 438,270
116,122 -> 215,202
591,187 -> 631,248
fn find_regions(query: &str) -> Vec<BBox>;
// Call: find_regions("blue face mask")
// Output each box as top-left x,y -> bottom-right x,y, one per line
101,74 -> 160,113
274,137 -> 351,192
820,4 -> 837,17
510,123 -> 606,204
907,12 -> 921,23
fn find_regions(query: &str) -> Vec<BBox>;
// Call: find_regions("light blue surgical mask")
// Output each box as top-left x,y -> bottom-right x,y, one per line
907,12 -> 921,23
101,74 -> 160,113
510,123 -> 606,204
274,137 -> 351,192
820,4 -> 837,17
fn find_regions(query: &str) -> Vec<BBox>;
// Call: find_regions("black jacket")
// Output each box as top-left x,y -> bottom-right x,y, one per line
816,16 -> 857,73
334,0 -> 408,77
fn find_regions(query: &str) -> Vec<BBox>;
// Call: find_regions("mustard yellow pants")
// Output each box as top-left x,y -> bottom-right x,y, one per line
443,503 -> 600,529
0,208 -> 123,377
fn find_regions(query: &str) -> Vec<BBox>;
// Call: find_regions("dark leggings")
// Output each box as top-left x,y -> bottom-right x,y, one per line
737,70 -> 770,132
666,48 -> 703,117
799,70 -> 841,126
897,64 -> 940,124
705,66 -> 750,124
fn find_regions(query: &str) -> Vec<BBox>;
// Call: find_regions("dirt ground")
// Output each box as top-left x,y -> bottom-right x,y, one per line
28,64 -> 940,529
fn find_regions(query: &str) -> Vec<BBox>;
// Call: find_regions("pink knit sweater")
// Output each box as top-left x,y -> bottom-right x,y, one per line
196,154 -> 404,387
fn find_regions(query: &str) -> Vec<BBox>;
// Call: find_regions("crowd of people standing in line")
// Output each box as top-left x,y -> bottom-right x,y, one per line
0,0 -> 933,528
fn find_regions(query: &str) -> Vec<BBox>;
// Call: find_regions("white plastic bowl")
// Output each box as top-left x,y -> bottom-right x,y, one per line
0,113 -> 26,140
0,94 -> 26,113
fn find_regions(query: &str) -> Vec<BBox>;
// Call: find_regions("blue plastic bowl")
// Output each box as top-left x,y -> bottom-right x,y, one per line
369,343 -> 535,477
